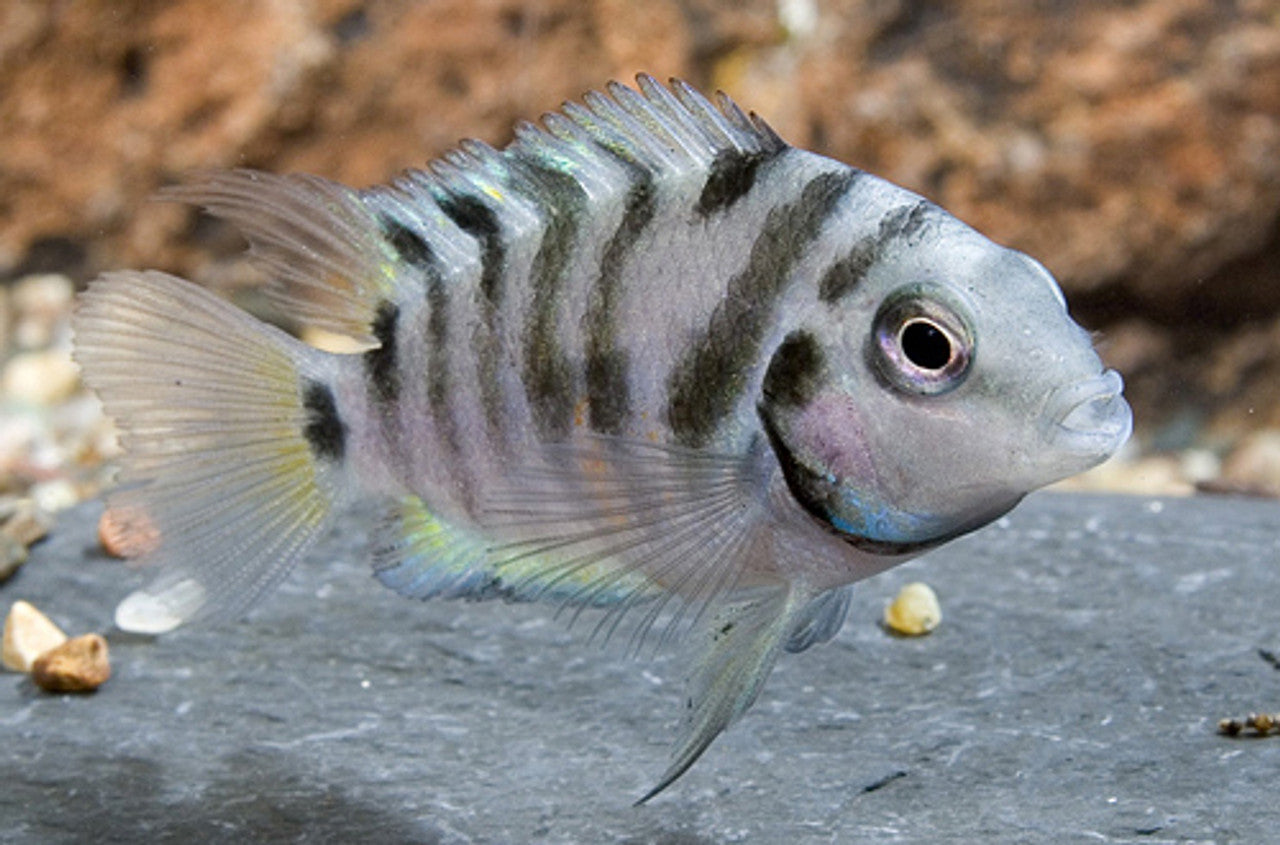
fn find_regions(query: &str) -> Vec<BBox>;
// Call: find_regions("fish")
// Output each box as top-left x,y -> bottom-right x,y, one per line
71,74 -> 1133,801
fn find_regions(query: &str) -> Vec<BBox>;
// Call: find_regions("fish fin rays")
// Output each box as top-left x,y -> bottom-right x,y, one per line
372,497 -> 497,601
73,271 -> 343,633
372,435 -> 774,652
637,585 -> 800,804
163,170 -> 397,345
480,435 -> 775,651
158,74 -> 786,350
784,585 -> 853,653
521,73 -> 786,181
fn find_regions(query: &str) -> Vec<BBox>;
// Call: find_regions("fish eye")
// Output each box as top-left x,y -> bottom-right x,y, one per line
872,285 -> 973,396
899,319 -> 952,371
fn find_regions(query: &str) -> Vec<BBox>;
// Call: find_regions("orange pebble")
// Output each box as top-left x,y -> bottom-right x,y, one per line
97,507 -> 160,558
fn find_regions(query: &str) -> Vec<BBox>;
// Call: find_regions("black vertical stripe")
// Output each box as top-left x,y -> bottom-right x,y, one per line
381,217 -> 434,268
509,153 -> 587,440
817,245 -> 878,303
366,213 -> 437,407
667,168 -> 859,447
436,195 -> 503,306
696,148 -> 778,217
302,380 -> 346,462
364,300 -> 400,404
438,193 -> 508,440
585,167 -> 655,435
421,261 -> 474,508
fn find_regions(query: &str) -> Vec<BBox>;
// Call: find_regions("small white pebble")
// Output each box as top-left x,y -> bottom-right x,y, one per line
883,582 -> 942,636
3,600 -> 68,672
11,274 -> 73,349
12,274 -> 73,315
2,347 -> 80,405
301,326 -> 372,354
31,479 -> 79,513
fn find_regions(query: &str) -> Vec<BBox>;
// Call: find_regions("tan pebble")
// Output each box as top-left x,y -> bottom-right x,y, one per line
3,600 -> 68,672
1219,431 -> 1280,498
884,582 -> 942,636
32,633 -> 110,692
98,506 -> 160,558
11,274 -> 73,349
1249,713 -> 1274,734
12,274 -> 74,316
0,499 -> 52,546
30,479 -> 79,513
0,533 -> 28,582
1,348 -> 81,404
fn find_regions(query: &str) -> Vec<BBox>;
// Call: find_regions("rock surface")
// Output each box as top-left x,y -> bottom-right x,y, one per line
1,494 -> 1277,842
1,1 -> 1279,435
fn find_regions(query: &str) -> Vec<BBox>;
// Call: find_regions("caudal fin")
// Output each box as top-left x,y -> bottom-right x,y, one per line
73,271 -> 346,633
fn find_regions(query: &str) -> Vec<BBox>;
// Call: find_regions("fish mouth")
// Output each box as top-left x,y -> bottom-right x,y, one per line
1045,369 -> 1133,458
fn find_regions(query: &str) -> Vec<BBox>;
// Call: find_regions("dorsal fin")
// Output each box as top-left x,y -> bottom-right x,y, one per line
162,171 -> 399,345
162,76 -> 789,343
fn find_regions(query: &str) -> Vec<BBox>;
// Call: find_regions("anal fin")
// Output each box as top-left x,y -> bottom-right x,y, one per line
372,497 -> 495,601
373,494 -> 665,608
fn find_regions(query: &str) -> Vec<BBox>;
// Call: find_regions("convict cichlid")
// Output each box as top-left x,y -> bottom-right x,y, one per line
73,74 -> 1132,801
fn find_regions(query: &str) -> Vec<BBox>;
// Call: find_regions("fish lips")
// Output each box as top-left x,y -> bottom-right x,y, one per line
1044,369 -> 1133,463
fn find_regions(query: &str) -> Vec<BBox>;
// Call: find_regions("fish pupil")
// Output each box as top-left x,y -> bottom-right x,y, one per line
900,320 -> 951,370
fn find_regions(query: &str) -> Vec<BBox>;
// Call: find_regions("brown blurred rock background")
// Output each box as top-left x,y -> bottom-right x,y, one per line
2,0 -> 1280,493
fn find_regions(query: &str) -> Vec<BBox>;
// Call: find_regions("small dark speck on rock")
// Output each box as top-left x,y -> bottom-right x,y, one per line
1259,649 -> 1279,670
862,770 -> 907,793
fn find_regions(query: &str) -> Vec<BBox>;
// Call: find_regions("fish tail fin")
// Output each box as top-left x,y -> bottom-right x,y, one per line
73,270 -> 349,634
637,585 -> 802,804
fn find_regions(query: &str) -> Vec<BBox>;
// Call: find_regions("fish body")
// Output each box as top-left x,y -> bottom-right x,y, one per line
72,75 -> 1132,799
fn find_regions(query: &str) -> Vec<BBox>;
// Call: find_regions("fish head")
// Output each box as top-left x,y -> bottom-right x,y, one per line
759,224 -> 1132,553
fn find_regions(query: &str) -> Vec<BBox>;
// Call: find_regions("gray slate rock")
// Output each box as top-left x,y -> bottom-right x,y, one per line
1,492 -> 1278,843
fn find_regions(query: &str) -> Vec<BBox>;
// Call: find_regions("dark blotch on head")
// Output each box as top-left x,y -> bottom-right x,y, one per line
380,217 -> 433,268
302,380 -> 346,462
762,331 -> 825,408
365,301 -> 400,404
668,169 -> 857,446
819,199 -> 934,304
819,244 -> 879,303
696,149 -> 771,217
